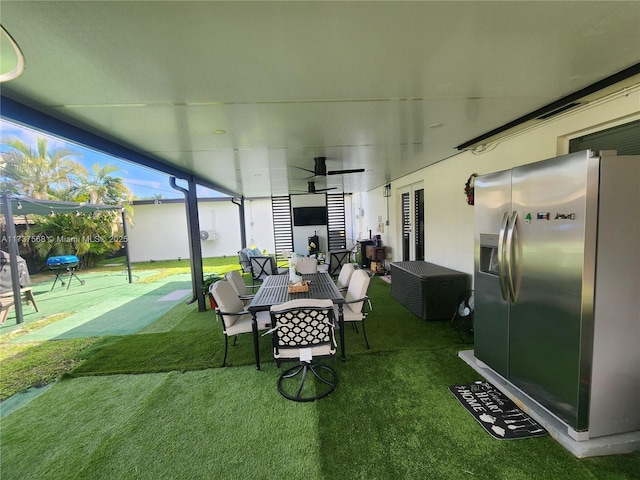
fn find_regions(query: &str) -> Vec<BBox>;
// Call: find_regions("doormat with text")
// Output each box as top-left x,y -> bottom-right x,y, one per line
449,381 -> 547,440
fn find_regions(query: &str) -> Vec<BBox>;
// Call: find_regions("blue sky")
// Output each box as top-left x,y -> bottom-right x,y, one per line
0,119 -> 224,200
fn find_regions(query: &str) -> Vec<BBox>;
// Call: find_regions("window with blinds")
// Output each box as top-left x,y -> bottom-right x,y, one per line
569,119 -> 640,155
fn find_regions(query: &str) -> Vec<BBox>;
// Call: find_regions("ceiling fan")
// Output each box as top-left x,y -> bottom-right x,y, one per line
291,181 -> 338,195
294,156 -> 365,178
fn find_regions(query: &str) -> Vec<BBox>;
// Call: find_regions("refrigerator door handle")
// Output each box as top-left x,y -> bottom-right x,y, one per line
497,212 -> 510,301
506,211 -> 519,303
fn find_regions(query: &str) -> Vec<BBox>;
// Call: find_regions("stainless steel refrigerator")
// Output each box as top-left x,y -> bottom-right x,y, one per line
474,150 -> 639,440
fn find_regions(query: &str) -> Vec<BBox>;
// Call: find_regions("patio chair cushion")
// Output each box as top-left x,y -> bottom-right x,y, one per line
237,249 -> 252,274
225,270 -> 251,297
273,343 -> 335,359
336,263 -> 356,291
225,310 -> 271,336
295,257 -> 318,274
335,269 -> 370,320
211,280 -> 271,333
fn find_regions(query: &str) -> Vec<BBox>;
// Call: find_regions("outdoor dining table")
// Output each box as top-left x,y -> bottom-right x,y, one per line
248,271 -> 346,370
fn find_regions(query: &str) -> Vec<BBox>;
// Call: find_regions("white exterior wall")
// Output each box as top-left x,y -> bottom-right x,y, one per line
362,86 -> 640,278
127,198 -> 273,262
127,196 -> 354,262
127,202 -> 190,262
243,198 -> 277,254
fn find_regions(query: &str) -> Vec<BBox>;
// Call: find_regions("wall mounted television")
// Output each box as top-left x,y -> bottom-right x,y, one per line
293,206 -> 327,226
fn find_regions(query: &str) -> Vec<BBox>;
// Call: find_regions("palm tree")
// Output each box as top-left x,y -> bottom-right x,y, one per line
1,136 -> 134,268
70,163 -> 132,205
0,136 -> 83,199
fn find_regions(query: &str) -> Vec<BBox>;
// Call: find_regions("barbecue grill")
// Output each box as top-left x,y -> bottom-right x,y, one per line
47,255 -> 85,290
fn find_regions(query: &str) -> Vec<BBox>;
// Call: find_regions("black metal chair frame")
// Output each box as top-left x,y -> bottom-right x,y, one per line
216,308 -> 246,367
270,305 -> 337,402
327,249 -> 351,277
342,294 -> 372,349
249,256 -> 276,285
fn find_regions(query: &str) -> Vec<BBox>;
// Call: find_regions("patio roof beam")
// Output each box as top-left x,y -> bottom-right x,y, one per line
0,96 -> 238,197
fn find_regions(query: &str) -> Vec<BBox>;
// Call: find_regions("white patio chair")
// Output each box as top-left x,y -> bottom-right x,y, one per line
335,269 -> 372,349
210,280 -> 271,367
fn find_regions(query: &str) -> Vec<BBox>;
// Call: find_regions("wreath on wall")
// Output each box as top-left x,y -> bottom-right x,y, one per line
464,173 -> 477,205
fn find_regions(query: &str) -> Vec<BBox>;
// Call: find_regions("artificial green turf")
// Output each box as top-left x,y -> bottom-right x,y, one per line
1,277 -> 639,479
319,349 -> 596,479
0,369 -> 323,480
0,335 -> 99,400
70,277 -> 468,376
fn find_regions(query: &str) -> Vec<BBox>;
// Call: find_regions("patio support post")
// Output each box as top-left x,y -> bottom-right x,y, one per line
121,208 -> 132,284
232,196 -> 247,248
169,176 -> 206,312
1,193 -> 24,324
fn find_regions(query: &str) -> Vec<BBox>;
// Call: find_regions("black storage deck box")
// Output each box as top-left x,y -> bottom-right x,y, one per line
390,261 -> 468,320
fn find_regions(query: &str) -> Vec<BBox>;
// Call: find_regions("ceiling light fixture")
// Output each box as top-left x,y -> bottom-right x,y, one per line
429,123 -> 444,129
0,25 -> 26,82
212,129 -> 227,135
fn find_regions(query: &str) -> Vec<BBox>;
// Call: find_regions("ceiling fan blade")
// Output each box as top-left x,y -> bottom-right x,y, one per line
311,157 -> 364,176
296,181 -> 338,194
327,168 -> 366,175
292,166 -> 316,175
